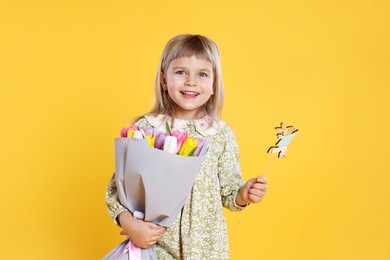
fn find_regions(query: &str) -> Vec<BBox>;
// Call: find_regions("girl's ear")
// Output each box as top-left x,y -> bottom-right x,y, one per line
161,72 -> 167,90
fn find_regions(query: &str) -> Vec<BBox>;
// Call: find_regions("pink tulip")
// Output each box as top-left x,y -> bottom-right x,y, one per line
120,125 -> 139,137
120,127 -> 129,137
172,130 -> 188,153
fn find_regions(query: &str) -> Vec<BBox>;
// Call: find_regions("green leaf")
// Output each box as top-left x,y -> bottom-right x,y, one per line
165,121 -> 172,135
187,146 -> 198,156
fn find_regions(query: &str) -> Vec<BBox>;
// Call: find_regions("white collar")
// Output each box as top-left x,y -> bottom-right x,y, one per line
144,114 -> 224,137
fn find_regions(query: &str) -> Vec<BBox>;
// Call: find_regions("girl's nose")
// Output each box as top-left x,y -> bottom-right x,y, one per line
185,75 -> 197,87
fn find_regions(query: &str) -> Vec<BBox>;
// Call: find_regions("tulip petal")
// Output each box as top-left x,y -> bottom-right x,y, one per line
193,138 -> 205,156
163,136 -> 177,154
154,131 -> 169,149
127,129 -> 135,138
187,146 -> 197,156
120,127 -> 129,137
133,130 -> 143,139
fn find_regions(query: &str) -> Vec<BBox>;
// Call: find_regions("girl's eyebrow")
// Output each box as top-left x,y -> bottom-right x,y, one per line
171,66 -> 212,73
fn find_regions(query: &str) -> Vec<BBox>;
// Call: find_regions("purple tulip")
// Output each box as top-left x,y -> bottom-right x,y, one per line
141,127 -> 154,137
154,131 -> 169,149
193,138 -> 206,156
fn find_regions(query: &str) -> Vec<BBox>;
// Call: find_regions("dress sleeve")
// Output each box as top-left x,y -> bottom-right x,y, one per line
218,126 -> 246,211
105,173 -> 129,225
105,117 -> 151,225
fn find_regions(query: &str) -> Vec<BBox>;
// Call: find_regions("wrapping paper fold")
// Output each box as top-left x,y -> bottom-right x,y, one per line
103,138 -> 206,259
102,238 -> 158,260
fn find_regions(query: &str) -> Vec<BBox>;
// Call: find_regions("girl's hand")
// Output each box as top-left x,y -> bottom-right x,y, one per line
236,176 -> 268,206
118,211 -> 165,248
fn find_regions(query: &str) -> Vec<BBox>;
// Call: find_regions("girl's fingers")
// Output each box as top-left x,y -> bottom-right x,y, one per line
146,223 -> 165,231
142,232 -> 165,248
151,229 -> 166,238
249,189 -> 265,197
248,185 -> 266,202
244,177 -> 268,203
147,222 -> 165,230
256,176 -> 268,183
146,224 -> 165,237
250,184 -> 267,192
248,194 -> 263,203
152,232 -> 165,241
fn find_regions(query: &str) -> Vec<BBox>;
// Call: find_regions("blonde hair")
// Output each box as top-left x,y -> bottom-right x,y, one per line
133,34 -> 224,126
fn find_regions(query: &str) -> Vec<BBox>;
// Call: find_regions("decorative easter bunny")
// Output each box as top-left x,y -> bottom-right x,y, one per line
238,122 -> 300,226
267,122 -> 299,158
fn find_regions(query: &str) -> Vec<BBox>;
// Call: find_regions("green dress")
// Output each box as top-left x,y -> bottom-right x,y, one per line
106,115 -> 245,259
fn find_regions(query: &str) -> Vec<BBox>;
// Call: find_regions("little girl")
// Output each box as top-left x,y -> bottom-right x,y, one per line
106,34 -> 268,259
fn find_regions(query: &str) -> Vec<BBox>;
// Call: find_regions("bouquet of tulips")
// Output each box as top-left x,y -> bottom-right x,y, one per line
120,122 -> 207,157
104,122 -> 208,260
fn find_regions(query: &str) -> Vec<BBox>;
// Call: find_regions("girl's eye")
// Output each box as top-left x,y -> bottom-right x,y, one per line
176,70 -> 186,75
198,72 -> 208,77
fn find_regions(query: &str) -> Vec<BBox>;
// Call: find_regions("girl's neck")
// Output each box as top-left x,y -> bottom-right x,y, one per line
173,110 -> 206,121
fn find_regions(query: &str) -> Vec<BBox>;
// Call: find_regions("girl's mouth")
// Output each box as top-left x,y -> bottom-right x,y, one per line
180,91 -> 199,97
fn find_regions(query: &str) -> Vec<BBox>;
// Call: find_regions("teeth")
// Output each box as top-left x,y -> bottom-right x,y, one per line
182,91 -> 198,95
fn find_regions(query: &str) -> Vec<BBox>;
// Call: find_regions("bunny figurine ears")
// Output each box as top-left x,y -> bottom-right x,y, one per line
267,122 -> 299,158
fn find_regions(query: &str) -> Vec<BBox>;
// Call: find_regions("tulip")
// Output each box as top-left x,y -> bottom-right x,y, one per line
193,138 -> 206,156
142,127 -> 154,137
146,134 -> 155,147
133,130 -> 143,139
125,125 -> 140,138
127,129 -> 135,138
154,131 -> 169,149
172,130 -> 188,153
120,127 -> 129,137
163,136 -> 177,154
179,136 -> 199,156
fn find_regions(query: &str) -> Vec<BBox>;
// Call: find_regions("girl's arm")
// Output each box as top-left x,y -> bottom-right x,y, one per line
218,126 -> 247,211
117,211 -> 165,248
105,173 -> 165,248
105,173 -> 129,225
217,127 -> 268,208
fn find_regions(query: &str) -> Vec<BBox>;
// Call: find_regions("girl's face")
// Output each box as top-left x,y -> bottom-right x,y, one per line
162,56 -> 214,120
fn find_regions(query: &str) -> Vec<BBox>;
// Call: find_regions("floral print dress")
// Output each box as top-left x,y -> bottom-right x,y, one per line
106,114 -> 245,259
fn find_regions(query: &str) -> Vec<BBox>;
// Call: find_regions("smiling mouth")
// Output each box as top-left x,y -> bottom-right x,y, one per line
180,91 -> 199,96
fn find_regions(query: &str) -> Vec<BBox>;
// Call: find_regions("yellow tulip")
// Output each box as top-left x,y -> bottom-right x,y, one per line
127,129 -> 135,138
146,134 -> 155,147
179,137 -> 198,156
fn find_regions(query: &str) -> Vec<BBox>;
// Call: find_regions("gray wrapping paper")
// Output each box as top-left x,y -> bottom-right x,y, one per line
103,239 -> 157,260
103,138 -> 206,259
